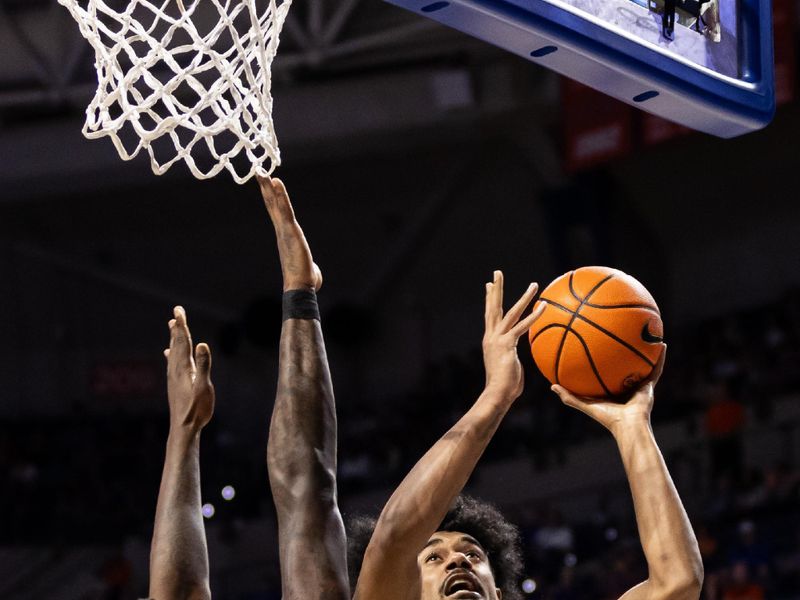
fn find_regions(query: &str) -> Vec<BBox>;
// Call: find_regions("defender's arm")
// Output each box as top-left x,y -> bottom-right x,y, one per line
260,176 -> 349,600
149,307 -> 214,600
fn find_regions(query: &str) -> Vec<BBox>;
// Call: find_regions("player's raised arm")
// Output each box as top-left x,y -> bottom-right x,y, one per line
353,271 -> 544,600
149,307 -> 215,600
552,349 -> 703,600
259,176 -> 349,600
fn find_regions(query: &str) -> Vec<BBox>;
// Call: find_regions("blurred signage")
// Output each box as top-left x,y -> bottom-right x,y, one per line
91,360 -> 160,399
562,78 -> 633,172
774,0 -> 797,105
640,113 -> 692,146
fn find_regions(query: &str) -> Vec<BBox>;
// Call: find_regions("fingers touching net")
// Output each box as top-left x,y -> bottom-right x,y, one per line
59,0 -> 291,183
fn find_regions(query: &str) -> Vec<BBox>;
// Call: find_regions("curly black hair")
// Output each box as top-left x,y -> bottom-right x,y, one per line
347,494 -> 524,600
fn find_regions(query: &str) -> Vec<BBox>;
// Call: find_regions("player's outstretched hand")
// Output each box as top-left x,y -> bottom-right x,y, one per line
551,345 -> 666,437
257,175 -> 322,292
164,306 -> 215,433
483,270 -> 545,400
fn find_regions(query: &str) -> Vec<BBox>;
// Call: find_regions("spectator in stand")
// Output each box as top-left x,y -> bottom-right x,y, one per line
534,507 -> 575,583
729,521 -> 772,583
97,547 -> 132,600
705,474 -> 736,523
535,508 -> 574,554
764,460 -> 800,508
721,561 -> 765,600
704,379 -> 746,480
734,468 -> 768,514
696,524 -> 722,573
702,571 -> 722,600
600,545 -> 647,600
546,565 -> 584,600
774,523 -> 800,594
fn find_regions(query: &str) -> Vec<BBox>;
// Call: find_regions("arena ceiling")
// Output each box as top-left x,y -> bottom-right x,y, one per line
0,0 -> 560,199
0,1 -> 798,332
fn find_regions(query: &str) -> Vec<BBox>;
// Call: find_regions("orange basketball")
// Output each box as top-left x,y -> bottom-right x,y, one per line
528,266 -> 664,398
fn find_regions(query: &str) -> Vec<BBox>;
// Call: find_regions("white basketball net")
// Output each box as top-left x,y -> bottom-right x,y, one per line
58,0 -> 291,183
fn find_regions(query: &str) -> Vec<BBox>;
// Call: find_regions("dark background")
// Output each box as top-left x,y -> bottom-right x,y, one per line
0,1 -> 798,599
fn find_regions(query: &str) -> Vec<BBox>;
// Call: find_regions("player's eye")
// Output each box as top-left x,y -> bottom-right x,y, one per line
466,551 -> 480,559
426,553 -> 440,563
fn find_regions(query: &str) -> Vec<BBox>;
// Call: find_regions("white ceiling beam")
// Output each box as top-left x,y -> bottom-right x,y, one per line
0,62 -> 552,198
323,19 -> 438,60
321,0 -> 362,46
308,0 -> 324,40
0,5 -> 55,87
283,12 -> 312,51
13,242 -> 236,322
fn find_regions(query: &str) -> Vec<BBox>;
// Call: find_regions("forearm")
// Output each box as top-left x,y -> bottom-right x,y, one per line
266,318 -> 350,599
149,428 -> 210,600
373,386 -> 513,547
615,420 -> 703,599
267,319 -> 338,513
354,387 -> 514,600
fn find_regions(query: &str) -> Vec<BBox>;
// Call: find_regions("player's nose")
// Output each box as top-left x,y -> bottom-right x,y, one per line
445,552 -> 472,571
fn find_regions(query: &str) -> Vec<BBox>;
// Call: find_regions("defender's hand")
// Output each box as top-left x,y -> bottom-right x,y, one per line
257,175 -> 323,292
164,306 -> 215,432
483,271 -> 544,399
551,345 -> 666,437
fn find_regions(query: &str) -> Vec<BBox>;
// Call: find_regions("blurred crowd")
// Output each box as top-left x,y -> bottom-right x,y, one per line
512,460 -> 799,600
335,288 -> 800,487
1,288 -> 799,599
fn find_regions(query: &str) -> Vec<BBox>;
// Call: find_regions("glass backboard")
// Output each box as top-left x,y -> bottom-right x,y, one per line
386,0 -> 774,137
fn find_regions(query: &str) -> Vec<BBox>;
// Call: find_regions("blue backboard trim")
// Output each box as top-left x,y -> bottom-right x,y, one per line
386,0 -> 775,137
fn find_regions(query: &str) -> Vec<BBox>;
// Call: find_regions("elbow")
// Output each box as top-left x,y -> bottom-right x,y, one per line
675,570 -> 704,600
370,500 -> 423,547
654,564 -> 704,600
187,583 -> 212,600
373,506 -> 405,544
268,449 -> 338,509
150,577 -> 211,600
151,581 -> 211,600
680,553 -> 705,598
268,444 -> 335,484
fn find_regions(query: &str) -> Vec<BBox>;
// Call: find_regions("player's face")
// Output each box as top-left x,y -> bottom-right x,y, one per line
417,530 -> 501,600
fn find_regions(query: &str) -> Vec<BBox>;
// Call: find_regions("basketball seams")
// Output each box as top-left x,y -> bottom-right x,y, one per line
567,271 -> 582,302
553,329 -> 568,386
529,322 -> 570,345
573,313 -> 657,368
571,273 -> 657,369
530,322 -> 570,385
582,302 -> 660,315
555,273 -> 615,388
567,329 -> 613,397
539,298 -> 573,315
532,268 -> 661,396
554,271 -> 581,384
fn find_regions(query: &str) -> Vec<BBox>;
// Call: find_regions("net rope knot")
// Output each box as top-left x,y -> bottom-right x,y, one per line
59,0 -> 291,183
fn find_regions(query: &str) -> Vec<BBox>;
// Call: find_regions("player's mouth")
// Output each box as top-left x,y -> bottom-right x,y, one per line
442,571 -> 483,598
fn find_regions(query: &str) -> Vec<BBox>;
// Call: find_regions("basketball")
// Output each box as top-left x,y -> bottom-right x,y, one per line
528,266 -> 664,398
